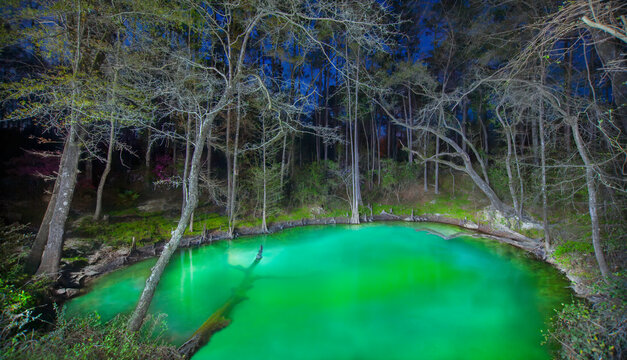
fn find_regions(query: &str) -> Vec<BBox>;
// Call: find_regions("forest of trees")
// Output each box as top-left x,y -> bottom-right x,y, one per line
0,0 -> 625,358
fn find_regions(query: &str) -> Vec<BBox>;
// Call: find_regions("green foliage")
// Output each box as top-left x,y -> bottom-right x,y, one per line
553,240 -> 594,267
487,162 -> 510,201
116,190 -> 140,206
76,214 -> 175,247
369,193 -> 476,221
185,213 -> 229,235
2,308 -> 181,360
0,224 -> 50,353
553,241 -> 594,258
373,159 -> 422,203
243,163 -> 283,220
545,279 -> 626,360
291,161 -> 342,207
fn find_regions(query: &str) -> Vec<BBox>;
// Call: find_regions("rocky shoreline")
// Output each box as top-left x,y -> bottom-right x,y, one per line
56,210 -> 585,301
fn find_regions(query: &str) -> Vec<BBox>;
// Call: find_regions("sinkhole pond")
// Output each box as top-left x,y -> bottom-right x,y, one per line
66,223 -> 573,359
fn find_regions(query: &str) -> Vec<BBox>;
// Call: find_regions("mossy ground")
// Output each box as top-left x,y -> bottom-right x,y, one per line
65,170 -> 622,290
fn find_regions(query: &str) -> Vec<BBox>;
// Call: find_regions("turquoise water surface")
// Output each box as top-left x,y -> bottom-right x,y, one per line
66,223 -> 572,359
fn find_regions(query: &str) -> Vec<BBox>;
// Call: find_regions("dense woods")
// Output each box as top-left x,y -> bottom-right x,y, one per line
0,0 -> 625,359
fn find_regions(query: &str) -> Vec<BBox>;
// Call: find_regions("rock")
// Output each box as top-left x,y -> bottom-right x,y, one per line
137,198 -> 178,213
70,215 -> 92,228
54,288 -> 80,298
54,288 -> 66,296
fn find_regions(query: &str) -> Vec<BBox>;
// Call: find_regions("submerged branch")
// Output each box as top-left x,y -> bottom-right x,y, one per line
177,245 -> 264,358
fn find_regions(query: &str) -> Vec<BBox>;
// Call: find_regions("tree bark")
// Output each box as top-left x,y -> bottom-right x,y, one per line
538,84 -> 550,253
36,2 -> 83,278
495,107 -> 520,218
349,47 -> 361,224
36,125 -> 81,278
93,120 -> 115,220
324,67 -> 330,161
94,28 -> 120,220
145,128 -> 152,188
434,136 -> 440,195
228,91 -> 242,236
423,138 -> 428,193
182,114 -> 192,214
261,117 -> 268,233
570,119 -> 610,279
206,122 -> 213,183
25,145 -> 64,273
127,98 -> 223,332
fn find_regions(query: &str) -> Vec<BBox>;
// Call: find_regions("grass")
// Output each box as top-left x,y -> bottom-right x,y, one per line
552,240 -> 595,267
75,214 -> 177,247
185,212 -> 229,235
74,192 -> 484,249
366,192 -> 479,222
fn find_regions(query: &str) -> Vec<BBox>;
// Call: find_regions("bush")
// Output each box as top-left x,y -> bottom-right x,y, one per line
545,278 -> 626,359
552,240 -> 594,267
0,223 -> 49,345
291,161 -> 342,206
374,159 -> 422,203
2,308 -> 182,360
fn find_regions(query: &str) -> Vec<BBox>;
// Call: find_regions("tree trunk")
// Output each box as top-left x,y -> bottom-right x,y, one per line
36,125 -> 81,278
145,128 -> 152,188
387,120 -> 391,159
261,118 -> 268,233
513,124 -> 524,224
225,107 -> 232,216
93,120 -> 115,220
182,114 -> 192,215
280,132 -> 287,188
531,116 -> 539,164
496,108 -> 520,218
434,136 -> 440,195
350,47 -> 361,224
128,99 -> 220,333
564,48 -> 573,153
228,91 -> 242,236
94,28 -> 120,220
34,2 -> 83,278
25,146 -> 64,273
206,122 -> 213,183
324,67 -> 330,161
538,82 -> 550,253
461,98 -> 467,154
570,119 -> 610,279
423,137 -> 428,193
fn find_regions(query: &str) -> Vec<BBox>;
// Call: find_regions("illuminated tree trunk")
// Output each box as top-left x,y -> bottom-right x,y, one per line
228,91 -> 242,236
261,117 -> 268,233
570,119 -> 610,279
25,144 -> 64,273
93,120 -> 115,221
538,76 -> 550,252
37,124 -> 81,277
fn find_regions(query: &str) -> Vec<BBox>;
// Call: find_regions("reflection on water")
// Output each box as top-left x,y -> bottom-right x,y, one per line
66,223 -> 572,360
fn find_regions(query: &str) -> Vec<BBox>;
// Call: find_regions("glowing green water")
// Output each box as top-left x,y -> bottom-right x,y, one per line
66,223 -> 572,359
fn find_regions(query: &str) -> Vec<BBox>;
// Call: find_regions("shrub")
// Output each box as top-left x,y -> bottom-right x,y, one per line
2,308 -> 182,360
553,240 -> 594,267
291,160 -> 342,206
545,278 -> 626,360
374,159 -> 422,203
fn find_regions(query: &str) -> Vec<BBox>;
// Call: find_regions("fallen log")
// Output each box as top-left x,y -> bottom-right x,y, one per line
178,244 -> 264,358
